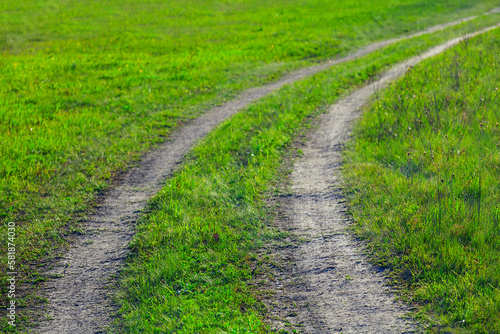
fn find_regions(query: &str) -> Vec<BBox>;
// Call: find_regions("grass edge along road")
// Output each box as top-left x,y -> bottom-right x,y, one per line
344,29 -> 500,333
110,23 -> 500,333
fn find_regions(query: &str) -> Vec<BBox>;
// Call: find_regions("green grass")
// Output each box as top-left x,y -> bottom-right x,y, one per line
1,0 -> 500,331
112,19 -> 500,333
2,0 -> 500,263
344,29 -> 500,332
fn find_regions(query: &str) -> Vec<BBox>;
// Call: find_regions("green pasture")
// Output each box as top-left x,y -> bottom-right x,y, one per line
113,21 -> 500,333
0,0 -> 499,332
344,29 -> 500,332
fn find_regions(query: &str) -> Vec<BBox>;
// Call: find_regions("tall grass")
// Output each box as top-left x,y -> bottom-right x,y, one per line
344,29 -> 500,332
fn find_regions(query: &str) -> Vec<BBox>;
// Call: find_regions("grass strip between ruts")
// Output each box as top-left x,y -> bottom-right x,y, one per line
111,19 -> 500,333
344,28 -> 500,333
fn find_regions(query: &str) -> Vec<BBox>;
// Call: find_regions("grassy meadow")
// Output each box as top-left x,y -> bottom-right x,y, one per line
113,20 -> 500,333
344,29 -> 500,332
0,0 -> 499,332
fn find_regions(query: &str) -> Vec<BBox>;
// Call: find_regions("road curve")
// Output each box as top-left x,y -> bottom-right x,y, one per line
34,12 -> 500,334
264,24 -> 500,333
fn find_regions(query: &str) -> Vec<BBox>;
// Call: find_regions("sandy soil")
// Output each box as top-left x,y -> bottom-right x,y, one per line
32,15 -> 499,334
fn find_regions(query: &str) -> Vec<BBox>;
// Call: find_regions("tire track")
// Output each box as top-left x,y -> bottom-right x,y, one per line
34,12 -> 499,334
264,24 -> 500,333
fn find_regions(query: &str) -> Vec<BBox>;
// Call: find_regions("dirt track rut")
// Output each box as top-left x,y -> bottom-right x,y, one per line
263,24 -> 500,333
34,12 -> 500,334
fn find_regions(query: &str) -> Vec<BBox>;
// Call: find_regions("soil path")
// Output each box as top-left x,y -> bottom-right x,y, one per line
263,24 -> 500,333
34,13 -> 499,334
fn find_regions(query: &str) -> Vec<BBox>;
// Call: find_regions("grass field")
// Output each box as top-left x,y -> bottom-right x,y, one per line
1,0 -> 500,332
344,29 -> 500,332
113,21 -> 500,333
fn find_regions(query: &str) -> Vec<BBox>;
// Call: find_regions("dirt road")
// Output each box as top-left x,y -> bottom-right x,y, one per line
34,14 -> 499,334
